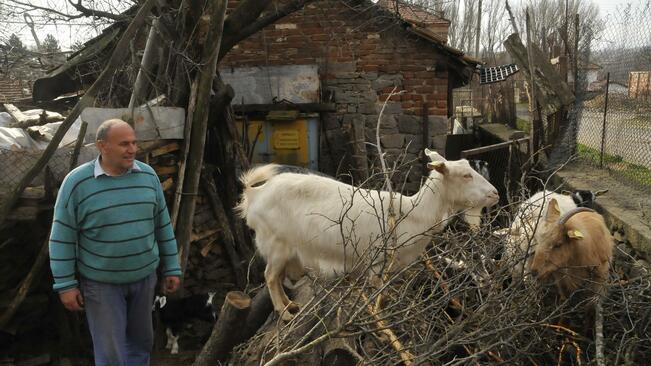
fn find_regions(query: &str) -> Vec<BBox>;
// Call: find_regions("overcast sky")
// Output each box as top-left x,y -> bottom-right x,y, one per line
1,0 -> 648,51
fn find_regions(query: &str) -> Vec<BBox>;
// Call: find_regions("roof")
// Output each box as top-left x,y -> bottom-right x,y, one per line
376,0 -> 450,27
374,0 -> 480,68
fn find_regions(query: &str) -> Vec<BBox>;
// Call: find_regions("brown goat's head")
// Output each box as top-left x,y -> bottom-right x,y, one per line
529,198 -> 585,282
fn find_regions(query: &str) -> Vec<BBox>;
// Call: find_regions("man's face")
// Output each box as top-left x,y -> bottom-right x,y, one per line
97,123 -> 137,172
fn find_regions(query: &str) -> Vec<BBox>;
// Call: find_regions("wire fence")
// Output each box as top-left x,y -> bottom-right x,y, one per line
549,3 -> 651,191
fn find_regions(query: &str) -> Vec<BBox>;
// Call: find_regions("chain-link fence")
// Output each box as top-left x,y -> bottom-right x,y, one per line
0,145 -> 97,199
551,3 -> 651,191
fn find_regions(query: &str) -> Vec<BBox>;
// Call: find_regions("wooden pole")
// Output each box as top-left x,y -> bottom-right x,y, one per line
474,0 -> 482,58
574,14 -> 579,96
525,9 -> 543,159
176,0 -> 229,275
600,72 -> 610,168
422,103 -> 429,177
128,17 -> 162,109
69,121 -> 88,170
0,0 -> 158,228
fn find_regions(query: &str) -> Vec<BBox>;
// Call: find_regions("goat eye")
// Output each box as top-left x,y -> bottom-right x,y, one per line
463,174 -> 472,179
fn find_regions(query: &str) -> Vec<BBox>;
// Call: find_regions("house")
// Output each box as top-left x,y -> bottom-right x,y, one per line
587,79 -> 628,95
220,0 -> 479,191
629,71 -> 650,100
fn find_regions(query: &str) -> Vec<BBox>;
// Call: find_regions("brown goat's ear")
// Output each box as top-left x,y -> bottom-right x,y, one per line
567,229 -> 584,239
546,198 -> 561,222
427,161 -> 448,175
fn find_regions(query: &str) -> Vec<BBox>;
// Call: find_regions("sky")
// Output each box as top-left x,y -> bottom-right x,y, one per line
1,0 -> 649,51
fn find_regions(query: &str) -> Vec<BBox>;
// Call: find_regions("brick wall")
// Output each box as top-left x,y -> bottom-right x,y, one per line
221,0 -> 459,192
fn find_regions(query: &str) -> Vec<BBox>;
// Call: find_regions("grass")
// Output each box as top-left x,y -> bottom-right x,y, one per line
577,143 -> 651,188
516,117 -> 531,133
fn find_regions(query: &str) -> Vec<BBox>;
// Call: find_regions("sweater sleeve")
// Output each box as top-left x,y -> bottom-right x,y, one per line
154,178 -> 182,277
49,178 -> 79,292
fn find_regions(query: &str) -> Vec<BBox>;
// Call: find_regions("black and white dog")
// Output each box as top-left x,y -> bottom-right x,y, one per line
152,292 -> 216,354
564,189 -> 608,209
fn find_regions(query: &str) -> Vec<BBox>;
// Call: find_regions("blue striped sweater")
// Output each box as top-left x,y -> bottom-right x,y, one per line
49,159 -> 182,292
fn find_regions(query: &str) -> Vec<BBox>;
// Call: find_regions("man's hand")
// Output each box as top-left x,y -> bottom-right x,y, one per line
162,276 -> 180,294
59,288 -> 84,311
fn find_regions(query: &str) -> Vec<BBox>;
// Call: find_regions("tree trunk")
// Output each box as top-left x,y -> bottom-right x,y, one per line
193,291 -> 252,366
193,288 -> 274,365
176,0 -> 229,275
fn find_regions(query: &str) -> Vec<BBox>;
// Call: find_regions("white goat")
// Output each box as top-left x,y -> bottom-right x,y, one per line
424,149 -> 487,228
237,152 -> 499,320
501,190 -> 579,280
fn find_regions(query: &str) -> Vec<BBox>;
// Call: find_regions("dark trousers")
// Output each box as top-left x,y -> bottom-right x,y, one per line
80,272 -> 157,366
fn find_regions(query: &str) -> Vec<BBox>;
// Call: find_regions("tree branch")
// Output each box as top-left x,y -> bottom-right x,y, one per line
67,0 -> 124,21
6,0 -> 122,20
219,0 -> 315,60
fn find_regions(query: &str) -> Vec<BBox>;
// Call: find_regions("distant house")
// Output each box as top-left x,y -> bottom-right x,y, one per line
629,71 -> 650,100
221,0 -> 479,190
565,61 -> 602,86
587,79 -> 628,95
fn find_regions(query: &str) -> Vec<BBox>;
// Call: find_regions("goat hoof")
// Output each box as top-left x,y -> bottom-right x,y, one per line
279,302 -> 300,322
280,309 -> 295,322
287,301 -> 300,314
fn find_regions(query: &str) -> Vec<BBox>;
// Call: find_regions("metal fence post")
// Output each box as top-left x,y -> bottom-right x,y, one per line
600,72 -> 610,168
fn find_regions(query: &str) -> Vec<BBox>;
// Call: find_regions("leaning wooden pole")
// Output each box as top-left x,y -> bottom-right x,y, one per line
0,0 -> 157,227
176,0 -> 229,275
0,235 -> 49,328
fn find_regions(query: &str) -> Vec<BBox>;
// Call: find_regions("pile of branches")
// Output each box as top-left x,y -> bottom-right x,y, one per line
221,221 -> 650,365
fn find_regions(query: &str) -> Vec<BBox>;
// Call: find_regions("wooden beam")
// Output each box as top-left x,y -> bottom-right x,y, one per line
232,102 -> 335,114
3,104 -> 28,124
460,137 -> 530,157
151,142 -> 180,157
504,33 -> 575,115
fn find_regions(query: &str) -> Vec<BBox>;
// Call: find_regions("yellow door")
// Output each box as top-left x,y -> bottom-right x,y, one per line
235,118 -> 311,168
270,119 -> 309,167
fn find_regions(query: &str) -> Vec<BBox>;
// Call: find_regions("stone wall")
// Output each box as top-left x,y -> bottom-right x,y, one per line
222,0 -> 459,192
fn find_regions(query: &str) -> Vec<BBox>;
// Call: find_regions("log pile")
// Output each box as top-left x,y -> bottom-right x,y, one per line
140,140 -> 238,297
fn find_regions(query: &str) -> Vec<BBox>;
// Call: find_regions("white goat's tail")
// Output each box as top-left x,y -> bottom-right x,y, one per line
235,164 -> 280,219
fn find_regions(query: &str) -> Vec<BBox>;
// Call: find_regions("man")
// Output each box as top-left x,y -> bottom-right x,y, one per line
49,119 -> 182,365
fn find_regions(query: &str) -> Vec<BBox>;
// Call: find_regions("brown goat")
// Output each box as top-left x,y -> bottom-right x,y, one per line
530,198 -> 613,300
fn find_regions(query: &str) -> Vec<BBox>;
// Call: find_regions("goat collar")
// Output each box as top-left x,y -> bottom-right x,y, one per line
558,207 -> 595,225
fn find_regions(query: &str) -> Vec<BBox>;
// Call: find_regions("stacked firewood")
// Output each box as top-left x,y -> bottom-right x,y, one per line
142,140 -> 237,299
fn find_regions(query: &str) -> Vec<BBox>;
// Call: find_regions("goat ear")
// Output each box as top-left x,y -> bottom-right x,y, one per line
427,161 -> 448,175
561,190 -> 572,196
567,229 -> 584,239
424,148 -> 446,162
595,189 -> 608,197
546,198 -> 561,222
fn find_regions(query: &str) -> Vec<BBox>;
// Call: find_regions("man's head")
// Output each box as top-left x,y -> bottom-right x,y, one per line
96,119 -> 137,174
